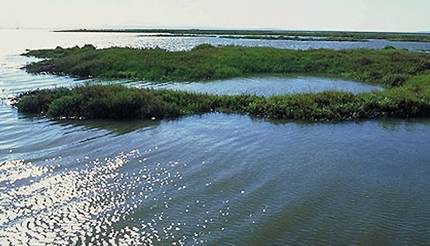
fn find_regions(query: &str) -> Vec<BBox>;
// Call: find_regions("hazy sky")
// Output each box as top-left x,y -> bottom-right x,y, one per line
0,0 -> 429,31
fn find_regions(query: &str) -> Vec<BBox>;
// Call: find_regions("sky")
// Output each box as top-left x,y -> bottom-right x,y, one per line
0,0 -> 429,32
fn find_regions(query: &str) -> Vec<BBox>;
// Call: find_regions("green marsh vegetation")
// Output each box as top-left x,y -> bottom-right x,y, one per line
24,44 -> 430,85
17,44 -> 430,122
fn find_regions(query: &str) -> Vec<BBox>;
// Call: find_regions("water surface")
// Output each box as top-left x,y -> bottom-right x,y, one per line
1,111 -> 430,245
2,29 -> 430,54
135,76 -> 382,96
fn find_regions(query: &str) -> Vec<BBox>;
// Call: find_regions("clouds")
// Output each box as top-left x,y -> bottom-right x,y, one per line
0,0 -> 428,31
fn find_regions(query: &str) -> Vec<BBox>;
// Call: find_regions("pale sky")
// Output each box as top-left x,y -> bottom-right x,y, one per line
0,0 -> 429,32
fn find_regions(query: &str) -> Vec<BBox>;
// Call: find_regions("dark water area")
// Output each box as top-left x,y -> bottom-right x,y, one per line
1,30 -> 430,245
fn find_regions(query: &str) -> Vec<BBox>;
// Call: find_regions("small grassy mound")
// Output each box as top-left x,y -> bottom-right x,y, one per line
15,85 -> 182,119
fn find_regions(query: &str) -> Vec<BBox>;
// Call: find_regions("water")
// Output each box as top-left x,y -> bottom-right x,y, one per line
1,30 -> 430,245
135,76 -> 382,96
2,29 -> 430,54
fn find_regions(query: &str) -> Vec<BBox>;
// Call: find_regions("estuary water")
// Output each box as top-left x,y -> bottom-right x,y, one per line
135,76 -> 382,96
1,30 -> 430,245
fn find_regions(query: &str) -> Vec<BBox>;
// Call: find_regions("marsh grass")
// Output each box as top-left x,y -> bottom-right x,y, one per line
14,73 -> 430,121
17,45 -> 430,121
24,45 -> 430,85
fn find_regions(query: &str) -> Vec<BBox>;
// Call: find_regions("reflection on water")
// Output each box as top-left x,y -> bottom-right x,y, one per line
1,113 -> 430,244
134,76 -> 382,96
1,29 -> 430,245
1,30 -> 430,56
55,119 -> 161,135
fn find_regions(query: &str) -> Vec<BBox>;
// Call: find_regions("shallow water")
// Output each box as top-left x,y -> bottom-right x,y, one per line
135,76 -> 382,96
1,30 -> 430,245
2,29 -> 430,54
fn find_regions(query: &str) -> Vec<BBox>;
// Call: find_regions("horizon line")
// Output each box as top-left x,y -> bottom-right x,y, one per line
1,26 -> 429,34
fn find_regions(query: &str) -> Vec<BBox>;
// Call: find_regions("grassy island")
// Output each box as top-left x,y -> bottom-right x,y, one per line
17,45 -> 430,122
24,44 -> 430,84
